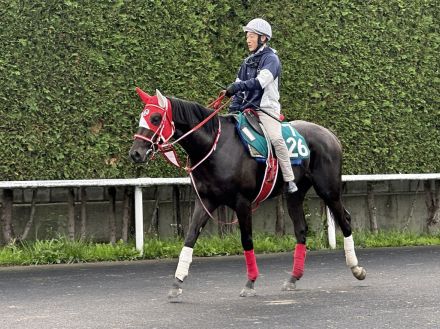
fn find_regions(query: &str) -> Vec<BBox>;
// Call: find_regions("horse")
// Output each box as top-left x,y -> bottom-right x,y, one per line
129,88 -> 366,301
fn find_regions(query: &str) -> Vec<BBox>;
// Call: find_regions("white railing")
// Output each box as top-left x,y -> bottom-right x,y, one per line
1,174 -> 439,253
0,178 -> 191,253
327,173 -> 440,248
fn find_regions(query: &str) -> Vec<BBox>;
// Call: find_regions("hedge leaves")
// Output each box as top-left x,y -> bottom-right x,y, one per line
0,1 -> 438,179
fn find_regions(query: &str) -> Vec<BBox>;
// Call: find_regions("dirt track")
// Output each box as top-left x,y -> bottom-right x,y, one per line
1,246 -> 439,329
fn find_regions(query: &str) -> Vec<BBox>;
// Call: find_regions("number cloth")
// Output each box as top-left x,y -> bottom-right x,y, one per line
235,111 -> 310,163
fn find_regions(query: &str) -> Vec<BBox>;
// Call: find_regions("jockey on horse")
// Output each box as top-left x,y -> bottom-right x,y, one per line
225,18 -> 298,194
129,18 -> 366,301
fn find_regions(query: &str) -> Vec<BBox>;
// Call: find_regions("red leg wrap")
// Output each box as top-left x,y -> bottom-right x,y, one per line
292,243 -> 307,279
244,249 -> 259,281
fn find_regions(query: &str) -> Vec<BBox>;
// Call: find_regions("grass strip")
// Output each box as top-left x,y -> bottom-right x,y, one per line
0,231 -> 439,266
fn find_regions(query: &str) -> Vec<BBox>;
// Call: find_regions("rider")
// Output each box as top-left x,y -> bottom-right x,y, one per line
225,18 -> 298,193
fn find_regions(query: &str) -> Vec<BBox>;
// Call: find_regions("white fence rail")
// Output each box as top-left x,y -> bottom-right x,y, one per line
0,178 -> 190,253
1,174 -> 439,253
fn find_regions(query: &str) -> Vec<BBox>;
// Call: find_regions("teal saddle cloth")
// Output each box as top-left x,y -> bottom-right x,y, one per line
234,110 -> 310,164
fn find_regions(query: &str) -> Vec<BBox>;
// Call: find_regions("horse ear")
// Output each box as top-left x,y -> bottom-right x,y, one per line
136,87 -> 152,104
156,89 -> 167,109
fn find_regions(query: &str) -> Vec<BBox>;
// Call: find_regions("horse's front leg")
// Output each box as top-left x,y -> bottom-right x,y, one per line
168,198 -> 215,302
235,199 -> 258,297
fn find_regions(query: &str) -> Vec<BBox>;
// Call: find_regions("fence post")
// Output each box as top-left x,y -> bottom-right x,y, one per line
108,187 -> 117,244
121,187 -> 133,242
1,189 -> 14,243
275,195 -> 285,236
67,188 -> 75,240
135,186 -> 144,254
367,182 -> 379,234
80,187 -> 87,240
173,186 -> 183,238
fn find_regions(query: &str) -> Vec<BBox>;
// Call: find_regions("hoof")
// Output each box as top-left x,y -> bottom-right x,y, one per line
282,276 -> 297,291
168,287 -> 183,302
351,266 -> 367,280
240,287 -> 256,297
240,280 -> 256,297
282,281 -> 296,291
168,280 -> 183,303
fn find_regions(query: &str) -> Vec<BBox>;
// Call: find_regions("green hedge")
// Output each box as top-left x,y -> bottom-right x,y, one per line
0,0 -> 438,180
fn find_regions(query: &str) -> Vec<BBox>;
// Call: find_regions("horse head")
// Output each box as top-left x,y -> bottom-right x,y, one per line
129,88 -> 175,163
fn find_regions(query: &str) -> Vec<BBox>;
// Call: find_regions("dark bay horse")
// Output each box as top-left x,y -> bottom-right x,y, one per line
129,89 -> 366,301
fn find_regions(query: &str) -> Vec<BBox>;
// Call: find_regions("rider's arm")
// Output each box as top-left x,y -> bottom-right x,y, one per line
232,77 -> 262,92
232,55 -> 279,93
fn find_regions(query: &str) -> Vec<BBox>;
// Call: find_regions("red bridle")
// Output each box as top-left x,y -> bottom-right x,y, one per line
133,90 -> 229,173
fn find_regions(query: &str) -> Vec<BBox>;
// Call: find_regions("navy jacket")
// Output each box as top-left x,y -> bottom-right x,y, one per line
229,46 -> 281,115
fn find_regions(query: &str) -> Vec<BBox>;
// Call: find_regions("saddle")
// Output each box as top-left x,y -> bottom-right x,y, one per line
235,109 -> 310,164
233,109 -> 310,210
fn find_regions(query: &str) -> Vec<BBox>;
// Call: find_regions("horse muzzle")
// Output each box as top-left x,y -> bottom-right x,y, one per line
129,145 -> 152,163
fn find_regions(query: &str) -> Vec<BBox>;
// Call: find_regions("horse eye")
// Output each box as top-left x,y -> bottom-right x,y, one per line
150,113 -> 162,126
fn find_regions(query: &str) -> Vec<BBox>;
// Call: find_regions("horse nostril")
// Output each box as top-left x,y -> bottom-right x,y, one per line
129,150 -> 142,162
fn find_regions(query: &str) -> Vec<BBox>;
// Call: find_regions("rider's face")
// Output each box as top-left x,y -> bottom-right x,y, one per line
246,32 -> 263,52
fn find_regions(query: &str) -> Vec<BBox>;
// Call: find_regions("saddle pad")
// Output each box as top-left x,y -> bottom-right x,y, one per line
236,111 -> 310,163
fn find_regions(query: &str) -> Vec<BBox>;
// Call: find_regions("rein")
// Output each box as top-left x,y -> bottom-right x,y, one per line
162,93 -> 228,173
134,92 -> 229,173
181,94 -> 236,224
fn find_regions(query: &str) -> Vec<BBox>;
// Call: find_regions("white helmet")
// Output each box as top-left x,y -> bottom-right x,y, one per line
242,18 -> 272,40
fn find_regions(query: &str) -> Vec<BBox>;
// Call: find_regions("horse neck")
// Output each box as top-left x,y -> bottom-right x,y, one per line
169,98 -> 218,159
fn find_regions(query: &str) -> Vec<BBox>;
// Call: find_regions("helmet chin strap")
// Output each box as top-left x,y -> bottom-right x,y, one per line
252,35 -> 266,53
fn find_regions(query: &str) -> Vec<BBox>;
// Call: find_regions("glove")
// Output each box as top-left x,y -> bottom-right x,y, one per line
225,83 -> 238,97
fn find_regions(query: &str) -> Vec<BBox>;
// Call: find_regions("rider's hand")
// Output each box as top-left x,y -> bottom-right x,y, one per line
225,83 -> 237,97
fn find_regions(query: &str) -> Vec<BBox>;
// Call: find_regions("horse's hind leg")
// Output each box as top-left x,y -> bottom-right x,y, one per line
282,184 -> 310,291
314,179 -> 366,280
332,205 -> 366,280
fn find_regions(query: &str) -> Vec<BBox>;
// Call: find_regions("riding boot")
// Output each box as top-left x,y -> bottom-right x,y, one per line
287,181 -> 298,193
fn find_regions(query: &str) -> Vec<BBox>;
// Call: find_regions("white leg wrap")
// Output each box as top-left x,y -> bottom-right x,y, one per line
343,235 -> 358,268
175,246 -> 193,281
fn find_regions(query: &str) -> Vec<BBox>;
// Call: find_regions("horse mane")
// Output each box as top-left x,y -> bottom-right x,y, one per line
169,97 -> 218,134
